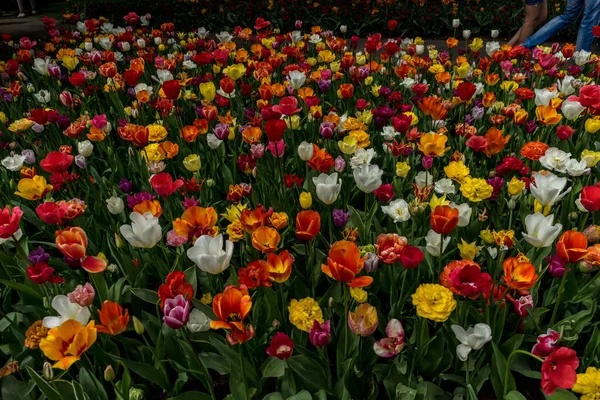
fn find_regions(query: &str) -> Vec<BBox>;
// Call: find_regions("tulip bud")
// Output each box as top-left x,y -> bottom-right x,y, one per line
43,362 -> 53,380
452,19 -> 460,28
298,141 -> 314,161
507,199 -> 516,210
133,316 -> 145,334
328,297 -> 335,307
462,30 -> 471,39
334,156 -> 346,172
299,192 -> 312,209
104,365 -> 115,382
206,178 -> 215,187
106,196 -> 124,214
569,212 -> 578,220
115,233 -> 125,248
491,30 -> 499,38
128,147 -> 135,158
78,140 -> 94,157
340,25 -> 347,34
271,319 -> 281,329
183,154 -> 201,172
129,388 -> 144,400
75,155 -> 87,169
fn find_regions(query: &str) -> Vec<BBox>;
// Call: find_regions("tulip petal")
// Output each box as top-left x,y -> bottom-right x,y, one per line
81,256 -> 108,273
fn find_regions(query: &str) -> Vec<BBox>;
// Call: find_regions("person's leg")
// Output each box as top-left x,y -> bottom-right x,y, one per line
536,1 -> 548,26
30,0 -> 36,14
17,0 -> 26,17
575,0 -> 600,50
523,0 -> 584,48
508,28 -> 523,47
517,4 -> 543,44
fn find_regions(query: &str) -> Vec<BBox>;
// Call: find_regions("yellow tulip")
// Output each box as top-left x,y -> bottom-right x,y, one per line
15,176 -> 53,201
183,154 -> 201,172
39,320 -> 97,370
223,63 -> 247,81
585,117 -> 600,134
61,56 -> 79,71
299,192 -> 312,209
199,82 -> 216,102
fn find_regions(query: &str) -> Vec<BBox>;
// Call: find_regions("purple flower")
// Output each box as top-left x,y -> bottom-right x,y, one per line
119,178 -> 133,193
163,294 -> 191,329
526,120 -> 537,134
213,123 -> 230,140
471,106 -> 484,120
309,320 -> 331,347
28,247 -> 50,264
364,252 -> 379,273
21,149 -> 36,164
378,87 -> 391,98
486,177 -> 504,200
250,143 -> 265,159
422,156 -> 434,169
75,155 -> 86,169
126,191 -> 155,209
319,122 -> 334,138
181,197 -> 199,210
332,209 -> 350,228
334,156 -> 346,173
317,79 -> 331,92
64,256 -> 82,270
547,254 -> 568,278
56,114 -> 71,130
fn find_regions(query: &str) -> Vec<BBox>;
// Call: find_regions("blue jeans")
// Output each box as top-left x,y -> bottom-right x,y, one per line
523,0 -> 600,51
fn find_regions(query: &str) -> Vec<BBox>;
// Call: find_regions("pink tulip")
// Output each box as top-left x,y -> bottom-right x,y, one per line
373,319 -> 405,358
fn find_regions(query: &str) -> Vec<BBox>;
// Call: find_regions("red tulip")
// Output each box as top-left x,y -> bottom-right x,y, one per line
449,265 -> 492,299
150,173 -> 184,197
162,80 -> 181,100
556,230 -> 588,263
579,185 -> 600,212
373,184 -> 395,202
123,69 -> 139,86
392,114 -> 412,133
556,125 -> 574,140
68,72 -> 86,87
273,96 -> 302,116
40,151 -> 74,173
26,262 -> 64,284
574,85 -> 600,109
593,26 -> 600,38
399,245 -> 424,269
541,347 -> 579,395
388,19 -> 398,31
430,206 -> 459,235
36,202 -> 68,225
265,332 -> 294,360
456,81 -> 477,102
264,119 -> 287,142
0,206 -> 23,239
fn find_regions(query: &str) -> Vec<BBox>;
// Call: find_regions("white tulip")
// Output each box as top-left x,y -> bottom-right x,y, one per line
381,199 -> 411,223
313,173 -> 342,205
197,27 -> 209,39
486,41 -> 500,57
539,148 -> 571,173
33,58 -> 50,76
558,75 -> 575,96
298,141 -> 314,161
491,30 -> 499,39
425,229 -> 451,257
450,203 -> 472,227
462,30 -> 471,39
43,295 -> 91,329
353,164 -> 383,193
106,196 -> 125,215
522,213 -> 562,248
340,25 -> 347,33
534,88 -> 559,106
78,140 -> 94,157
414,171 -> 434,189
434,178 -> 456,195
561,99 -> 585,120
565,159 -> 588,177
530,173 -> 571,207
120,212 -> 162,248
156,69 -> 173,84
187,309 -> 211,332
287,70 -> 307,89
1,154 -> 25,171
452,19 -> 460,28
350,148 -> 376,169
451,324 -> 492,361
216,31 -> 234,43
206,134 -> 223,150
574,50 -> 591,66
187,234 -> 233,275
34,90 -> 51,104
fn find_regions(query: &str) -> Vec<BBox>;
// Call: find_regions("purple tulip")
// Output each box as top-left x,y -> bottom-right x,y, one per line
213,123 -> 230,140
309,320 -> 331,347
547,255 -> 569,278
319,122 -> 335,138
119,179 -> 133,193
163,294 -> 190,329
332,209 -> 350,228
364,252 -> 379,273
334,156 -> 346,173
126,191 -> 155,209
28,247 -> 50,264
422,156 -> 433,169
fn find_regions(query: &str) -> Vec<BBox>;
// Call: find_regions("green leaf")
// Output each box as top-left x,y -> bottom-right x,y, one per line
287,355 -> 330,393
72,381 -> 90,400
262,394 -> 285,400
129,288 -> 159,304
504,391 -> 527,400
570,272 -> 600,303
543,388 -> 578,400
0,279 -> 42,300
287,390 -> 312,400
25,366 -> 62,400
89,273 -> 109,303
167,391 -> 212,400
261,357 -> 288,378
2,375 -> 33,400
51,380 -> 77,400
490,342 -> 515,399
79,367 -> 108,400
111,356 -> 170,391
395,383 -> 417,400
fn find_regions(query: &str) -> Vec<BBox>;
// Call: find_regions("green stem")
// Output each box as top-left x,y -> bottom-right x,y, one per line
502,350 -> 544,397
239,344 -> 249,399
549,267 -> 569,326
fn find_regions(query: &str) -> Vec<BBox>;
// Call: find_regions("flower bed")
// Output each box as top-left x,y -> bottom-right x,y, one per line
1,14 -> 600,400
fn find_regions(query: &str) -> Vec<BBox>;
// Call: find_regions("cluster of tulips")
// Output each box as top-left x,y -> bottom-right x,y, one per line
1,13 -> 600,400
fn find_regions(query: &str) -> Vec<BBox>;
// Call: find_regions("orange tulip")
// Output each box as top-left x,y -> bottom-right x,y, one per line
418,132 -> 450,157
484,127 -> 510,157
556,230 -> 588,264
96,301 -> 129,336
536,105 -> 562,125
430,206 -> 459,235
240,206 -> 271,233
482,92 -> 496,108
265,250 -> 294,283
321,240 -> 371,288
339,83 -> 354,99
133,200 -> 163,218
251,226 -> 280,253
173,206 -> 219,241
446,37 -> 458,49
269,212 -> 289,230
211,285 -> 255,345
440,260 -> 481,294
502,257 -> 538,290
55,227 -> 88,259
419,96 -> 448,120
157,141 -> 179,159
39,320 -> 97,370
295,210 -> 321,241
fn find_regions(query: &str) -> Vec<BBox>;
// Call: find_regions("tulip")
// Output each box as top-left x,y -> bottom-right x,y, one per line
530,173 -> 571,211
296,210 -> 320,241
399,245 -> 424,269
312,172 -> 342,205
522,213 -> 563,248
322,240 -> 371,288
187,309 -> 211,333
451,323 -> 492,361
264,119 -> 287,142
120,212 -> 163,248
150,173 -> 184,197
162,80 -> 181,100
577,185 -> 600,212
67,283 -> 95,307
273,96 -> 302,116
39,320 -> 97,370
187,234 -> 233,274
353,164 -> 383,193
298,141 -> 314,161
0,206 -> 23,239
97,300 -> 129,335
373,319 -> 405,358
457,82 -> 477,102
532,329 -> 560,358
42,295 -> 91,329
348,303 -> 378,336
430,205 -> 459,235
425,229 -> 451,257
556,230 -> 588,264
309,320 -> 331,347
106,196 -> 124,215
541,347 -> 579,395
375,233 -> 407,264
502,257 -> 538,290
266,332 -> 294,360
561,99 -> 585,120
332,209 -> 349,228
163,295 -> 190,329
26,262 -> 64,284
